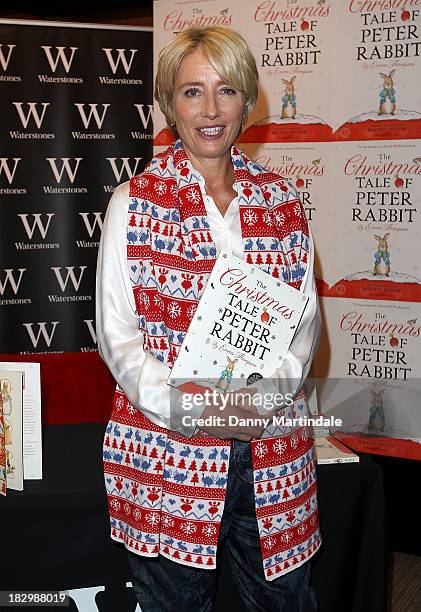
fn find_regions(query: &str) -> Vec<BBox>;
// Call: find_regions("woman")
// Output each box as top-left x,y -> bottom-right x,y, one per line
96,26 -> 321,611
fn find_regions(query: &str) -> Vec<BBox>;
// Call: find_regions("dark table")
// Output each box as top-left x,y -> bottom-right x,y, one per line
1,424 -> 387,612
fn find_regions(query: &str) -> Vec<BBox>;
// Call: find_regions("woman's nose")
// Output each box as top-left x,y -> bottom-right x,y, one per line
201,94 -> 220,119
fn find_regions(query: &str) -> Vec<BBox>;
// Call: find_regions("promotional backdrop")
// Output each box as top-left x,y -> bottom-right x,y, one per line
0,20 -> 153,353
153,0 -> 421,458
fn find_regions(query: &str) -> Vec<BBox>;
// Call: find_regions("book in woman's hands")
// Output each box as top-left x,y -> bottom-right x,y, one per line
167,251 -> 308,393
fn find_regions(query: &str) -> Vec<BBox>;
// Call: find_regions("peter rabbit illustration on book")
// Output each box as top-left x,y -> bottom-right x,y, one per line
281,76 -> 297,119
0,379 -> 14,476
368,389 -> 386,431
373,233 -> 390,276
378,70 -> 396,115
216,357 -> 238,392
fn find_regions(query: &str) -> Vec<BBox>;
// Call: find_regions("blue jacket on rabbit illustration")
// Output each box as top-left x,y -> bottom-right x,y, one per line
282,93 -> 297,109
379,87 -> 396,104
374,248 -> 390,266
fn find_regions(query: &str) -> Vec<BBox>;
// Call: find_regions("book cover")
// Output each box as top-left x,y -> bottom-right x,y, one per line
0,370 -> 24,490
0,394 -> 6,496
168,251 -> 309,392
314,435 -> 360,465
0,362 -> 42,479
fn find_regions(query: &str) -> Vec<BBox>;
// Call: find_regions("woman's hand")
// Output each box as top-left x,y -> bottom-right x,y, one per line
196,387 -> 266,441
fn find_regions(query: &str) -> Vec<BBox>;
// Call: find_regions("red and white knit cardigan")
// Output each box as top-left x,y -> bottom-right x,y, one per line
102,139 -> 322,581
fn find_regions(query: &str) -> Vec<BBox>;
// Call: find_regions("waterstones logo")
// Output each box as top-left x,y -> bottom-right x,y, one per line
75,103 -> 109,128
72,103 -> 115,140
16,213 -> 59,251
42,45 -> 78,72
0,158 -> 26,194
0,268 -> 26,295
81,319 -> 98,350
49,266 -> 92,303
23,321 -> 59,349
39,46 -> 83,83
99,48 -> 143,84
0,44 -> 21,82
13,102 -> 49,127
102,48 -> 137,74
51,266 -> 86,291
0,44 -> 15,70
79,212 -> 104,236
77,212 -> 103,248
10,102 -> 54,139
47,157 -> 82,182
106,157 -> 143,187
131,104 -> 153,140
43,158 -> 87,194
0,268 -> 31,306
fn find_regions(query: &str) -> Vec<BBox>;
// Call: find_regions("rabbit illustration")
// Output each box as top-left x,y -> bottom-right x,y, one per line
281,76 -> 297,119
378,70 -> 396,115
215,357 -> 238,392
373,233 -> 390,276
369,389 -> 386,431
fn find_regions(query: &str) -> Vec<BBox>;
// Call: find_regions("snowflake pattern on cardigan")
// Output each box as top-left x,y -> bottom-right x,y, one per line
103,140 -> 322,580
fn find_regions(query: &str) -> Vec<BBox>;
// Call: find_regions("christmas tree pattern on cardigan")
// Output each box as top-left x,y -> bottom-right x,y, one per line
103,140 -> 321,580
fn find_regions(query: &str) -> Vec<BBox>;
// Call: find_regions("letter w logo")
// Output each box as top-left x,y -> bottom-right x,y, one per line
107,158 -> 142,182
23,322 -> 59,348
41,46 -> 78,72
0,44 -> 15,70
78,212 -> 103,237
47,158 -> 82,183
13,102 -> 50,128
18,213 -> 55,239
102,48 -> 137,74
0,158 -> 21,184
134,104 -> 153,129
75,103 -> 110,129
83,320 -> 97,344
51,266 -> 87,292
0,269 -> 26,295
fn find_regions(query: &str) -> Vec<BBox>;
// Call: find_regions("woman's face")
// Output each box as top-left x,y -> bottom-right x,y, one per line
172,48 -> 245,165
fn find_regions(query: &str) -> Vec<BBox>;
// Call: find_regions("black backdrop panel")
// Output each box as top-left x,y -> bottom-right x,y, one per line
0,21 -> 153,353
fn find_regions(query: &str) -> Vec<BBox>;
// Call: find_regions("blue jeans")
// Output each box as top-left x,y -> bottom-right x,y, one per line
127,440 -> 318,612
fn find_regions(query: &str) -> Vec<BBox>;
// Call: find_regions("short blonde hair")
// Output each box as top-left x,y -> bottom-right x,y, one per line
154,26 -> 258,126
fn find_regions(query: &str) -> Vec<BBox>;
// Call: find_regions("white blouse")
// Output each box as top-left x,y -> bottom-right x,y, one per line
96,173 -> 321,437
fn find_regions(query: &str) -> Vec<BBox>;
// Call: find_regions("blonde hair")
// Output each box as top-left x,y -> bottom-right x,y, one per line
154,26 -> 258,126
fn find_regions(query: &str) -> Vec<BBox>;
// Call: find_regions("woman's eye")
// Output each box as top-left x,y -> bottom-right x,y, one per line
184,87 -> 200,97
221,87 -> 236,95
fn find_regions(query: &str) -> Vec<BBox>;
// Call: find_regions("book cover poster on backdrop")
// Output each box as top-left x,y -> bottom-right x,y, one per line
326,140 -> 421,300
234,0 -> 336,143
313,296 -> 421,458
153,0 -> 421,458
0,22 -> 153,354
333,2 -> 421,141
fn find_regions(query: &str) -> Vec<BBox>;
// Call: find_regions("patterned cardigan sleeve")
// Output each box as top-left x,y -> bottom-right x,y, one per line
96,182 -> 203,438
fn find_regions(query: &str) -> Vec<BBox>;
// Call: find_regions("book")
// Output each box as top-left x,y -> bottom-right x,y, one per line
0,394 -> 6,496
168,250 -> 309,393
0,362 -> 42,480
314,435 -> 360,464
0,370 -> 24,490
